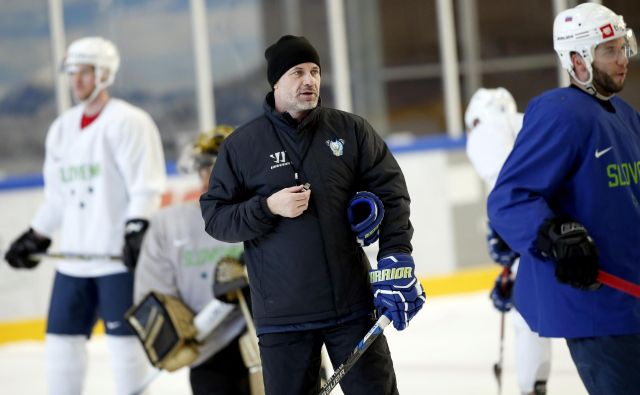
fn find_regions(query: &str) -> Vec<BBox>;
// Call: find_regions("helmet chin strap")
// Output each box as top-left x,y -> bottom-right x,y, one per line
80,67 -> 109,105
571,65 -> 614,101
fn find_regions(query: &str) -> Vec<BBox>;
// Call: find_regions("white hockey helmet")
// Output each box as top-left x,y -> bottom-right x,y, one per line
464,87 -> 516,130
63,36 -> 120,101
554,3 -> 637,86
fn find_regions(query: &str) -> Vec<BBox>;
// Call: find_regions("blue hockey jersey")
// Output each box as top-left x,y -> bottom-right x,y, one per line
488,86 -> 640,338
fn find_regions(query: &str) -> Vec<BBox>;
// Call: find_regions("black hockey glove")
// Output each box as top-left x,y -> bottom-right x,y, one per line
4,228 -> 51,269
122,219 -> 149,270
536,218 -> 600,290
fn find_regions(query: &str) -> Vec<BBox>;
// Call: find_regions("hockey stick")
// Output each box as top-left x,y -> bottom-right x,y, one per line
32,252 -> 122,261
0,249 -> 121,262
598,270 -> 640,298
318,315 -> 391,395
492,266 -> 509,395
493,311 -> 505,395
0,236 -> 121,262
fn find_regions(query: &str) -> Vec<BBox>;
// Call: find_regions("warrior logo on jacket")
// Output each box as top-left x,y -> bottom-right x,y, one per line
326,139 -> 345,157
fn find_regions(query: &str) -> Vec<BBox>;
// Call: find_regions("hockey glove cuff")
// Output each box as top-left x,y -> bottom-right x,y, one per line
123,219 -> 149,270
487,223 -> 518,267
536,217 -> 600,290
348,191 -> 384,246
4,228 -> 51,269
369,254 -> 426,331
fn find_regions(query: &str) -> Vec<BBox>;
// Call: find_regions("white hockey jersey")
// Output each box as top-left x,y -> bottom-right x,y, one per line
466,112 -> 524,189
134,201 -> 245,367
31,98 -> 166,277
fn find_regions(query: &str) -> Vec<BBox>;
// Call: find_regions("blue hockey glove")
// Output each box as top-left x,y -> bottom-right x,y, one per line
369,254 -> 426,330
487,224 -> 518,267
348,191 -> 384,246
490,268 -> 514,312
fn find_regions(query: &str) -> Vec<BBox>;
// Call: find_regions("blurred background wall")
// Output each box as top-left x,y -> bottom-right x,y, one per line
1,0 -> 638,174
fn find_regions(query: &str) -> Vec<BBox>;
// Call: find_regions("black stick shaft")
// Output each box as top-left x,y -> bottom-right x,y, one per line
318,315 -> 391,395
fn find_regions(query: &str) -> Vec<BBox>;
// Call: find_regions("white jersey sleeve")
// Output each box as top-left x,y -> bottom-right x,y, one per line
106,105 -> 166,220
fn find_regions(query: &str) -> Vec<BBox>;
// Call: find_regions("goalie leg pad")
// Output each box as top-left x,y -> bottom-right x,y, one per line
125,291 -> 199,372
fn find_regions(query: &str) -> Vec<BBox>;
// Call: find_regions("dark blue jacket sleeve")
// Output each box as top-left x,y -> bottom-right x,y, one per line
487,97 -> 583,254
355,118 -> 413,259
200,139 -> 277,243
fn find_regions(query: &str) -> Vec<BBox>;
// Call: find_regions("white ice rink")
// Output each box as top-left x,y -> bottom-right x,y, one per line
0,291 -> 588,395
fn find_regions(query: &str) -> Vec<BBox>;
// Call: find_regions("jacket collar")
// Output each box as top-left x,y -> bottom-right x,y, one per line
263,92 -> 322,132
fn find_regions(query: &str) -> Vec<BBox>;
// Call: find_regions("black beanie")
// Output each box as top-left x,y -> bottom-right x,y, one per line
265,35 -> 321,87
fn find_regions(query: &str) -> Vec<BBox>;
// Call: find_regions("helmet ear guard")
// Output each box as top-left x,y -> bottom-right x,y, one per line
553,3 -> 636,89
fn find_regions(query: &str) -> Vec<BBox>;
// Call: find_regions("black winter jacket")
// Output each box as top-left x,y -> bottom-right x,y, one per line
200,94 -> 413,326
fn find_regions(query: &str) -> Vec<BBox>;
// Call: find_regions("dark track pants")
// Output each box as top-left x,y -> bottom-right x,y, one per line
190,335 -> 251,395
258,315 -> 398,395
566,333 -> 640,395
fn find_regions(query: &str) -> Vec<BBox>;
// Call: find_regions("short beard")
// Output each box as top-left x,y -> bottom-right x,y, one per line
592,65 -> 624,96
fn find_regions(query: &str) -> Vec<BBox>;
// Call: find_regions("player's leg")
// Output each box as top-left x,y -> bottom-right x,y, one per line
96,272 -> 151,395
258,329 -> 323,395
46,272 -> 98,395
512,309 -> 551,395
566,333 -> 640,395
323,315 -> 398,395
189,333 -> 251,395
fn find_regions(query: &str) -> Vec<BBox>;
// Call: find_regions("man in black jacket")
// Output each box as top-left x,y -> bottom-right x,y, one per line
200,35 -> 425,395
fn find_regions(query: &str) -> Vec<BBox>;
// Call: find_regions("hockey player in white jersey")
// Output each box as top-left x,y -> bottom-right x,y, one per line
465,88 -> 551,395
3,37 -> 166,394
133,125 -> 251,395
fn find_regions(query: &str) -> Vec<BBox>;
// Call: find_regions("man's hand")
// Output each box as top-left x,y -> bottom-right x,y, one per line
266,185 -> 311,218
4,228 -> 51,269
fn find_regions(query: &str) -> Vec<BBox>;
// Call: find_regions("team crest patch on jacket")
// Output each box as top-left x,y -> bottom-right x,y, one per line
326,139 -> 345,157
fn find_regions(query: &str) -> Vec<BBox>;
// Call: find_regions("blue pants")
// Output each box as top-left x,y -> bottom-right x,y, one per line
258,315 -> 398,395
47,271 -> 135,336
566,333 -> 640,395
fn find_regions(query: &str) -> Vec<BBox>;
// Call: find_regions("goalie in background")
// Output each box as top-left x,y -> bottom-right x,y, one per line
133,125 -> 251,395
465,87 -> 551,395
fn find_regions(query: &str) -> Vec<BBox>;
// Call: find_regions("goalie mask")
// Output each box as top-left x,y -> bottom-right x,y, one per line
177,124 -> 235,174
464,87 -> 516,131
62,36 -> 121,103
554,3 -> 637,90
